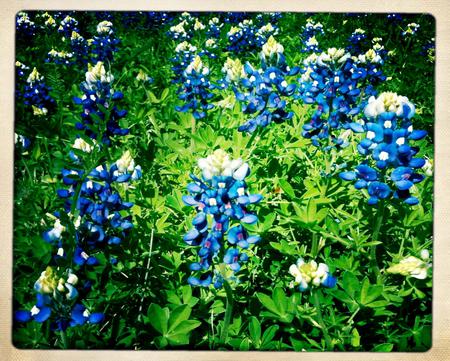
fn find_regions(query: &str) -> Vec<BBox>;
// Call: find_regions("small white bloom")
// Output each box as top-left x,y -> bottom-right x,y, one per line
379,151 -> 389,161
97,20 -> 113,35
262,36 -> 284,58
396,137 -> 405,146
57,248 -> 64,257
420,249 -> 430,260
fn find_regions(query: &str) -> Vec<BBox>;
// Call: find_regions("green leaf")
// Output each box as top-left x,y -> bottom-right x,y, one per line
306,199 -> 317,223
169,319 -> 201,336
372,343 -> 394,352
248,316 -> 261,346
331,289 -> 353,304
351,328 -> 360,347
365,285 -> 384,305
239,338 -> 250,351
360,277 -> 370,305
262,325 -> 279,347
273,287 -> 287,314
343,271 -> 360,299
366,300 -> 390,308
147,304 -> 169,335
257,293 -> 280,316
168,304 -> 191,332
279,179 -> 295,198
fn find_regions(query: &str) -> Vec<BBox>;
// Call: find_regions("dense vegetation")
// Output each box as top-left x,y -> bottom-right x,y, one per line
13,11 -> 434,351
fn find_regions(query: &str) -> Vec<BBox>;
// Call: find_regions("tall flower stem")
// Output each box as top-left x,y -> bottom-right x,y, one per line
312,289 -> 333,351
219,280 -> 233,346
59,330 -> 68,349
311,232 -> 319,258
370,203 -> 385,281
190,115 -> 196,149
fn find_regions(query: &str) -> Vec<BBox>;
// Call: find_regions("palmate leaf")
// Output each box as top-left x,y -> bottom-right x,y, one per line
146,303 -> 201,347
147,303 -> 169,335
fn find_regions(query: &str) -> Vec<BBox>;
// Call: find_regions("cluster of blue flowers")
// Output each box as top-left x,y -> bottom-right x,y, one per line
58,15 -> 79,38
73,62 -> 129,145
226,19 -> 278,54
340,92 -> 428,205
171,41 -> 198,83
175,55 -> 214,119
22,67 -> 55,116
347,29 -> 368,55
16,12 -> 37,39
15,27 -> 143,332
91,21 -> 120,63
402,22 -> 420,37
182,150 -> 262,287
14,266 -> 104,331
16,146 -> 141,330
234,36 -> 299,133
300,18 -> 324,53
70,30 -> 90,64
297,44 -> 386,148
56,150 -> 141,266
167,12 -> 197,41
206,17 -> 223,38
15,61 -> 30,98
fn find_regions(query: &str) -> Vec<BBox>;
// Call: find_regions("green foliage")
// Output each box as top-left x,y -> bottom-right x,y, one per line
13,11 -> 433,351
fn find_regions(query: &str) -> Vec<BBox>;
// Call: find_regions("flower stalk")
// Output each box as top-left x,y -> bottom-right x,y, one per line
370,203 -> 385,281
219,279 -> 233,345
312,289 -> 333,351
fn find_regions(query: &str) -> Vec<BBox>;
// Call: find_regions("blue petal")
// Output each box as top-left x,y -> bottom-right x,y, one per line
33,306 -> 52,322
405,197 -> 419,205
409,130 -> 427,140
396,180 -> 413,190
248,194 -> 263,203
89,313 -> 104,324
182,195 -> 198,206
322,274 -> 337,288
241,214 -> 258,224
230,263 -> 241,272
354,180 -> 367,189
349,122 -> 364,133
339,171 -> 356,181
409,158 -> 426,168
183,229 -> 199,242
190,262 -> 202,271
247,235 -> 261,244
368,196 -> 379,205
187,276 -> 200,286
15,310 -> 31,322
187,183 -> 202,193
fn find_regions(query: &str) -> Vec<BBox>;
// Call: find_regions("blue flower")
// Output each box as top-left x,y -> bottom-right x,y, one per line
23,68 -> 55,116
70,304 -> 104,326
91,21 -> 120,62
340,93 -> 429,205
73,62 -> 129,145
175,56 -> 214,119
182,150 -> 262,287
234,37 -> 299,133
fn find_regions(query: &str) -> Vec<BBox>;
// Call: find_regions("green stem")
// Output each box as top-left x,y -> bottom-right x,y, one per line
311,232 -> 318,258
370,203 -> 385,281
190,115 -> 196,150
312,290 -> 333,351
219,280 -> 233,346
59,330 -> 68,349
